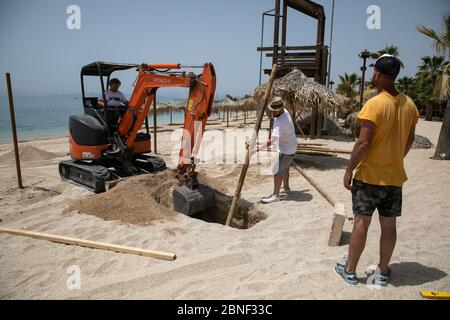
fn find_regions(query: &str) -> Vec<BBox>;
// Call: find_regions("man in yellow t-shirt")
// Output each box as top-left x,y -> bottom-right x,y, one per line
334,54 -> 419,286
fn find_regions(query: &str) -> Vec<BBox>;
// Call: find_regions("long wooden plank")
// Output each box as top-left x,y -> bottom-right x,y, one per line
292,163 -> 346,247
257,45 -> 317,51
293,163 -> 336,206
0,227 -> 176,261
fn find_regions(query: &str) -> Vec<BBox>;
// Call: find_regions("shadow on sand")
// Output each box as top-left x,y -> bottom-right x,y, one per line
282,189 -> 313,202
388,262 -> 448,287
294,155 -> 349,171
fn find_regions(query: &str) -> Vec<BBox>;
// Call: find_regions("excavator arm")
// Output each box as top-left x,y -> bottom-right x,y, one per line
117,63 -> 215,174
116,63 -> 217,215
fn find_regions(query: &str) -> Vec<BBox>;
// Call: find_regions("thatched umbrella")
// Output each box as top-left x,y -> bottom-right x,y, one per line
253,69 -> 350,115
355,88 -> 378,106
213,98 -> 239,126
237,97 -> 258,124
238,97 -> 258,112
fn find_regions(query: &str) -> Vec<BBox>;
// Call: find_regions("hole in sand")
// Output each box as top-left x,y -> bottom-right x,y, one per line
65,169 -> 267,229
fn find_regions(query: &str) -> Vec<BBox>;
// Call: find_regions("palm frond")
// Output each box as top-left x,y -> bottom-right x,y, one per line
433,64 -> 450,102
417,24 -> 447,56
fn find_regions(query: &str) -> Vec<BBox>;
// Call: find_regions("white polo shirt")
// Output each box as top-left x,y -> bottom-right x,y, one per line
272,109 -> 297,155
99,89 -> 128,107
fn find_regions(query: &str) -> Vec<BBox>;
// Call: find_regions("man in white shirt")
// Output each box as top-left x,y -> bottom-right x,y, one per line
98,78 -> 128,108
261,97 -> 298,203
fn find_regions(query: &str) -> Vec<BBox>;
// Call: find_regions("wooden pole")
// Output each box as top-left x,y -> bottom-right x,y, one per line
5,73 -> 23,189
226,64 -> 277,226
293,162 -> 336,206
292,162 -> 347,247
153,95 -> 157,153
0,226 -> 176,261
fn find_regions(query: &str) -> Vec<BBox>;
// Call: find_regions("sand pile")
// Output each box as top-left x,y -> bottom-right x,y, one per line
0,145 -> 58,163
65,170 -> 180,226
66,168 -> 267,228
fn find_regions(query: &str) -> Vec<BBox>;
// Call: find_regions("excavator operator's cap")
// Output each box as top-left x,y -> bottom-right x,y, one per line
369,54 -> 401,78
268,96 -> 284,111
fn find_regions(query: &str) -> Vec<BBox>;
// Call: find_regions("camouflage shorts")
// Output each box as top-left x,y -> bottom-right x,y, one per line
352,179 -> 402,218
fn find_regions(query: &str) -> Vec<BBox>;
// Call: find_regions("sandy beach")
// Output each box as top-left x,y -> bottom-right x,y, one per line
0,115 -> 449,299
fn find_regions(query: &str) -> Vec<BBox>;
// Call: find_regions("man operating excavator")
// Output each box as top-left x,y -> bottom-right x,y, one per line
97,78 -> 128,108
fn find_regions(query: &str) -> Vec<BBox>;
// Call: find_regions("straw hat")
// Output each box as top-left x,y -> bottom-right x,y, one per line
268,96 -> 284,111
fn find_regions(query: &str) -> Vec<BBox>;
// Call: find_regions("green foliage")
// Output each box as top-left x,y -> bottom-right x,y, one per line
225,94 -> 238,101
369,45 -> 405,68
336,72 -> 360,98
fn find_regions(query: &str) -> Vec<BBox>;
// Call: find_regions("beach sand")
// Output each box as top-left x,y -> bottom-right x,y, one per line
0,116 -> 449,299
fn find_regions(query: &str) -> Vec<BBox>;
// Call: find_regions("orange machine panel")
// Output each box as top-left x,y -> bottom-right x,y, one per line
133,139 -> 151,154
69,134 -> 108,160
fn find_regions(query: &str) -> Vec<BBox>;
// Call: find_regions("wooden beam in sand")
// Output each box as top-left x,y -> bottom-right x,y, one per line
292,163 -> 346,247
0,227 -> 177,261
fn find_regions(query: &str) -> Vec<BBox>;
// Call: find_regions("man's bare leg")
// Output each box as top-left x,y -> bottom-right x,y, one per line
379,216 -> 397,274
346,214 -> 372,273
273,175 -> 283,196
283,170 -> 290,189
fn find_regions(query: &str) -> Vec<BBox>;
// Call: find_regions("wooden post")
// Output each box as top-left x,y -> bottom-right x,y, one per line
317,112 -> 323,138
310,106 -> 317,139
0,226 -> 176,261
226,64 -> 277,226
153,95 -> 157,153
292,162 -> 346,246
170,107 -> 173,125
329,203 -> 346,247
293,163 -> 336,206
226,108 -> 229,127
6,73 -> 23,189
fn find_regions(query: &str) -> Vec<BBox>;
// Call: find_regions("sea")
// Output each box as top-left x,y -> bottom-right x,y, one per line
0,94 -> 187,143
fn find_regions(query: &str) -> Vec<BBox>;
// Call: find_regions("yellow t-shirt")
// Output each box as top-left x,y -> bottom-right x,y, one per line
354,91 -> 419,187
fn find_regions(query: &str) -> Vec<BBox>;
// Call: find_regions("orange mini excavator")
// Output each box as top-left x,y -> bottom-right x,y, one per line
59,61 -> 216,215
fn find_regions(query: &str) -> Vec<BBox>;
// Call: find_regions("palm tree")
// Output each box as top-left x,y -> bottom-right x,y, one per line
336,73 -> 360,99
415,56 -> 448,120
417,15 -> 450,160
416,56 -> 447,80
396,76 -> 414,95
369,45 -> 405,68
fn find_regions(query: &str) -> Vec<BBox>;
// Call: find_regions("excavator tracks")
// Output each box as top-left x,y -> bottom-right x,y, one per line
59,155 -> 167,193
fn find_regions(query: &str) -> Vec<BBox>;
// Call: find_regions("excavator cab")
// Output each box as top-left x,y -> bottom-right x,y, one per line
78,62 -> 145,148
59,61 -> 217,216
60,62 -> 166,193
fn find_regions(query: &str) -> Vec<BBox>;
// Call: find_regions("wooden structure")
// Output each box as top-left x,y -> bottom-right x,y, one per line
257,0 -> 328,138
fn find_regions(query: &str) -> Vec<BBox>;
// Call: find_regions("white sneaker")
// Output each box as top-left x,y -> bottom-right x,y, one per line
280,187 -> 291,195
261,194 -> 281,203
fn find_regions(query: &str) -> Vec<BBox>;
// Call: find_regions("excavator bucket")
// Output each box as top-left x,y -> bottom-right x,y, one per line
172,182 -> 215,216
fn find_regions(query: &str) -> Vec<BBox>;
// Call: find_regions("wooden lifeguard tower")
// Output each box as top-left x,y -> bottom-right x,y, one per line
257,0 -> 328,138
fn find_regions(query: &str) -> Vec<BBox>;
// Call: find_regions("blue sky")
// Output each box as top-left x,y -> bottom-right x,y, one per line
0,0 -> 449,97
